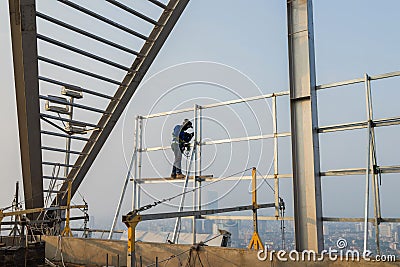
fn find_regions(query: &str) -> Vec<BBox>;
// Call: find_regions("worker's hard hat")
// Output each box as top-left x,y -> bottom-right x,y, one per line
183,119 -> 193,128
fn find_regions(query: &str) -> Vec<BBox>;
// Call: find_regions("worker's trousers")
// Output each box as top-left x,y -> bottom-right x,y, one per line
171,142 -> 182,175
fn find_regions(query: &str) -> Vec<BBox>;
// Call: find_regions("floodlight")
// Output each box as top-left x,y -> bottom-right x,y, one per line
61,86 -> 83,99
65,122 -> 87,135
44,95 -> 70,115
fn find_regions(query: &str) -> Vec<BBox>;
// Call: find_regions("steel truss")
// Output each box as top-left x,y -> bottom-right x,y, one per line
9,0 -> 190,215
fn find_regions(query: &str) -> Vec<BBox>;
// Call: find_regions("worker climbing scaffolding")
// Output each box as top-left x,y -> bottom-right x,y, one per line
171,119 -> 194,178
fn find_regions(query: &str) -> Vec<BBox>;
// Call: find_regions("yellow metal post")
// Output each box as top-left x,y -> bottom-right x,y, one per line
62,179 -> 73,237
123,212 -> 141,267
248,167 -> 264,250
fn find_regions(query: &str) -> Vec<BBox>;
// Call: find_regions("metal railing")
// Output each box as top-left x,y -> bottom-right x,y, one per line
118,70 -> 400,252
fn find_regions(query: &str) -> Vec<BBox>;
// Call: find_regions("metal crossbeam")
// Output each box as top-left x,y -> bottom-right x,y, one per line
287,0 -> 323,252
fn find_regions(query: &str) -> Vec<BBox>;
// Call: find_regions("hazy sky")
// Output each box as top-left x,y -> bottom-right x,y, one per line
0,0 -> 399,231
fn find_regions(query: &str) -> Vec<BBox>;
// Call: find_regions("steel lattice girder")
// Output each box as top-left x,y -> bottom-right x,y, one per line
55,0 -> 190,206
9,0 -> 190,210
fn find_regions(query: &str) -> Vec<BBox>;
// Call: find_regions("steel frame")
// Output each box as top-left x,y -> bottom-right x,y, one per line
123,69 -> 400,252
287,0 -> 323,252
129,92 -> 289,245
9,0 -> 191,214
8,0 -> 400,254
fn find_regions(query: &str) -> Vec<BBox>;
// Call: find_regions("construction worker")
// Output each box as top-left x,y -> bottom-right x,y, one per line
171,119 -> 194,178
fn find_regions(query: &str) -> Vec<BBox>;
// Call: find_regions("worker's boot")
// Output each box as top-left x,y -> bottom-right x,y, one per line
171,174 -> 176,179
175,173 -> 185,179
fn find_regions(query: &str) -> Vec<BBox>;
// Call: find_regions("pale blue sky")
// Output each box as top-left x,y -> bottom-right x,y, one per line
0,0 -> 399,230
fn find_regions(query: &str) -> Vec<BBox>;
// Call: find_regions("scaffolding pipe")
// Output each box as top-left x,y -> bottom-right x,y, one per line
109,147 -> 137,239
363,74 -> 371,253
64,97 -> 74,178
197,107 -> 202,213
171,143 -> 196,244
132,117 -> 139,210
272,96 -> 279,217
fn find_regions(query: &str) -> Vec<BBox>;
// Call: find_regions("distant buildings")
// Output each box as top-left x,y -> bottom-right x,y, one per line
381,224 -> 392,238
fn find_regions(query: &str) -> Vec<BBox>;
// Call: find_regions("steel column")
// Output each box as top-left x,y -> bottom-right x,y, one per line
8,0 -> 44,211
287,0 -> 323,252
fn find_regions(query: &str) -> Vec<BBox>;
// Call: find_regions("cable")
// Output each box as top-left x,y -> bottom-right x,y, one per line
185,249 -> 193,267
255,169 -> 275,194
148,234 -> 220,267
57,113 -> 67,129
145,248 -> 192,267
202,233 -> 222,244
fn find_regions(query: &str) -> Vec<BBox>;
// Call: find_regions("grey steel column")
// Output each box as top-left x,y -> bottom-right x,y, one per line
9,0 -> 44,210
192,104 -> 198,244
287,0 -> 323,252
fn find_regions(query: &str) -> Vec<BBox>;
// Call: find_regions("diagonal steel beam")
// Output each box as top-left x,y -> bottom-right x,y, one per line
55,0 -> 190,206
9,0 -> 44,210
